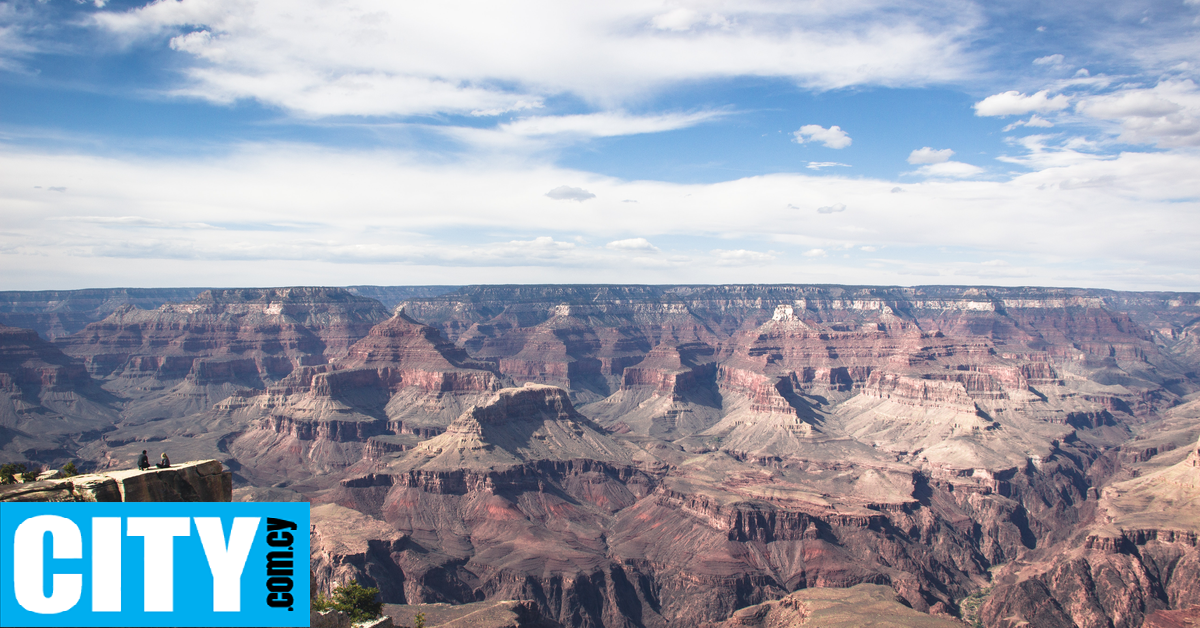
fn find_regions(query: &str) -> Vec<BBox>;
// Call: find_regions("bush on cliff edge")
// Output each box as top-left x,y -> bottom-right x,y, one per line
311,581 -> 382,623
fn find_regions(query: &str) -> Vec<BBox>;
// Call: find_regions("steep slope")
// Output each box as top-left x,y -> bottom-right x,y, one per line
213,313 -> 503,487
0,323 -> 119,464
980,400 -> 1200,628
56,287 -> 392,421
0,288 -> 207,340
582,342 -> 722,439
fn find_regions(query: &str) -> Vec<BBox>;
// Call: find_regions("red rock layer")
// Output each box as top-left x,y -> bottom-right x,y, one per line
57,287 -> 391,386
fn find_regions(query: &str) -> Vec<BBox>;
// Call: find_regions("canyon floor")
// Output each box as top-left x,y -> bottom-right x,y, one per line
2,284 -> 1199,628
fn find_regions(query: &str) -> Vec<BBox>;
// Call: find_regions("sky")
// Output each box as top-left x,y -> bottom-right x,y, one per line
1,0 -> 1199,291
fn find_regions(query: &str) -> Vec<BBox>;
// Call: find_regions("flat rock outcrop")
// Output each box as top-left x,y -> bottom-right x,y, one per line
383,600 -> 556,628
702,583 -> 964,627
0,459 -> 231,502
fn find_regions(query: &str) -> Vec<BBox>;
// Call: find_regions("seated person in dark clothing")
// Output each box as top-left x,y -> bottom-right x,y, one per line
138,450 -> 150,471
157,453 -> 170,468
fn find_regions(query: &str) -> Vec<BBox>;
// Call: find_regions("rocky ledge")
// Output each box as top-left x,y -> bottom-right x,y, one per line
0,459 -> 232,502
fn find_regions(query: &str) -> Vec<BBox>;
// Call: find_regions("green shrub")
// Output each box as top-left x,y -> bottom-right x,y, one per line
61,461 -> 78,477
0,463 -> 33,485
0,463 -> 18,485
312,581 -> 382,623
311,591 -> 333,613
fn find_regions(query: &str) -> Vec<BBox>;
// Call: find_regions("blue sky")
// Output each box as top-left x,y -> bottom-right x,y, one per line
1,0 -> 1198,290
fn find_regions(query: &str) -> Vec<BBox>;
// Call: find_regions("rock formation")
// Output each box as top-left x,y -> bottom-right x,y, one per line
0,323 -> 118,464
0,459 -> 232,502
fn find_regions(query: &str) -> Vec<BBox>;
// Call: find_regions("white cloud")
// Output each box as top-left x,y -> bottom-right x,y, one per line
910,161 -> 985,178
546,185 -> 596,201
974,90 -> 1070,116
1075,80 -> 1200,147
607,238 -> 658,252
470,100 -> 544,117
1002,115 -> 1055,132
500,111 -> 724,138
794,125 -> 852,149
817,203 -> 847,214
3,142 -> 1199,290
87,0 -> 981,118
907,147 -> 954,164
807,161 -> 850,170
714,249 -> 776,266
1033,54 -> 1065,67
803,248 -> 827,257
651,9 -> 699,31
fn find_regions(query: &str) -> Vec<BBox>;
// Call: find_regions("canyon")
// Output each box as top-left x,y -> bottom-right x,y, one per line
1,284 -> 1198,627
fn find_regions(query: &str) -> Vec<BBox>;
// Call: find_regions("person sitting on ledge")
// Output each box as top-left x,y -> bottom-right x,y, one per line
157,452 -> 170,469
137,450 -> 150,471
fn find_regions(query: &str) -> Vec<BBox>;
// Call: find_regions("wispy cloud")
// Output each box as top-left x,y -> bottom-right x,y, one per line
807,161 -> 851,170
500,110 -> 726,139
87,0 -> 980,118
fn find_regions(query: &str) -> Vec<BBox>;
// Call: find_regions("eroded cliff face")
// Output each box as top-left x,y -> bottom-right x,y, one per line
0,323 -> 118,464
981,431 -> 1200,628
1,284 -> 1199,628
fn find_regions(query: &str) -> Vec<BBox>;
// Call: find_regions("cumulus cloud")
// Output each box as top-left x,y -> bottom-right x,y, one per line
1075,80 -> 1200,147
975,90 -> 1070,116
803,248 -> 827,257
793,125 -> 852,149
907,147 -> 954,164
607,238 -> 658,252
546,185 -> 596,201
817,203 -> 847,214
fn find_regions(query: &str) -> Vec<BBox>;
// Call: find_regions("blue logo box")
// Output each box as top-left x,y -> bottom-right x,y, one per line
0,502 -> 309,627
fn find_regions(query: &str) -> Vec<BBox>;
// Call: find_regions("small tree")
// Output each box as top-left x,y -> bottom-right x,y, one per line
311,591 -> 333,613
0,463 -> 19,485
313,581 -> 382,623
61,461 -> 79,477
412,611 -> 426,628
0,463 -> 35,484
